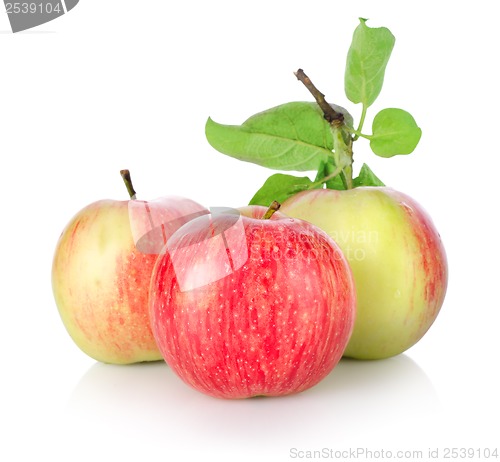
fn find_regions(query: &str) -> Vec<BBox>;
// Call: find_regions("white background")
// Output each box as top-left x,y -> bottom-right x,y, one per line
1,1 -> 499,461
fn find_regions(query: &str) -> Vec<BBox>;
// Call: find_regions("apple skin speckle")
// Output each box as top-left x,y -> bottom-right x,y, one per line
149,206 -> 356,399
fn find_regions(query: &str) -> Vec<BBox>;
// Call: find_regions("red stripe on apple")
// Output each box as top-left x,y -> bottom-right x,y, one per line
149,205 -> 356,398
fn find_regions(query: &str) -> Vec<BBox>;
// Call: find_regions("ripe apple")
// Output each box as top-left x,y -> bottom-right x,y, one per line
281,187 -> 448,360
52,170 -> 207,364
149,203 -> 356,399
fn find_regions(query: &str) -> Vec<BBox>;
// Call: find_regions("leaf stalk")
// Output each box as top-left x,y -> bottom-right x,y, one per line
295,69 -> 354,189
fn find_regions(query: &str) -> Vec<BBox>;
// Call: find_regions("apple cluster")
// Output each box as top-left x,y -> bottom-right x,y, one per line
52,173 -> 447,400
52,19 -> 448,400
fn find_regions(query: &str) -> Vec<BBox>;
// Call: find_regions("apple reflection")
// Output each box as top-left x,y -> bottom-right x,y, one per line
67,354 -> 438,455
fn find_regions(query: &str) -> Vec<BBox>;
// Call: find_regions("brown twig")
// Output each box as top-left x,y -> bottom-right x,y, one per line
294,69 -> 344,125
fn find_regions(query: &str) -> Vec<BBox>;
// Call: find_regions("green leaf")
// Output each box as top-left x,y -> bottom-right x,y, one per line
370,108 -> 422,157
345,18 -> 395,108
353,163 -> 385,187
249,173 -> 319,206
315,160 -> 346,190
205,102 -> 333,172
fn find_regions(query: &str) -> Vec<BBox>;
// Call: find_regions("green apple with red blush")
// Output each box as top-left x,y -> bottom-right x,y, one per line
281,187 -> 447,359
52,170 -> 207,364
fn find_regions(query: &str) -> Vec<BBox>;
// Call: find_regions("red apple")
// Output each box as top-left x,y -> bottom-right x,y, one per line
281,187 -> 448,359
52,170 -> 207,364
149,204 -> 356,399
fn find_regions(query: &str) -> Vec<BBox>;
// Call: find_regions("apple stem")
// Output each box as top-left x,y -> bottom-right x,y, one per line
263,200 -> 281,219
120,169 -> 137,200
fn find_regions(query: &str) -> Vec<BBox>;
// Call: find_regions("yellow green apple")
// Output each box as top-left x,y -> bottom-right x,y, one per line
281,187 -> 447,359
